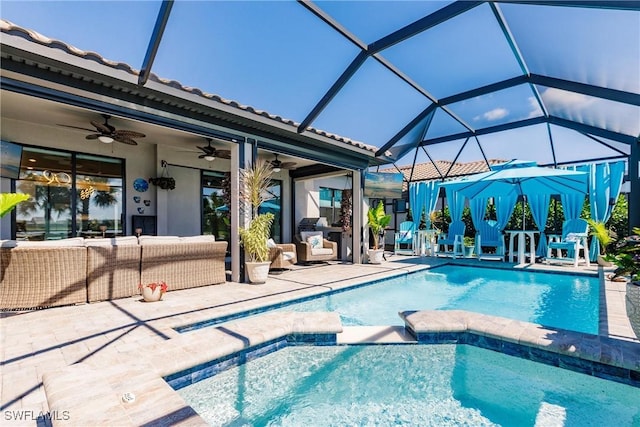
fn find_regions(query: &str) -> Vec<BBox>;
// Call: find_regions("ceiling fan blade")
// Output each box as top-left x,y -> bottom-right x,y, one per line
216,150 -> 232,159
114,136 -> 138,145
85,134 -> 100,140
57,124 -> 97,132
281,162 -> 297,169
114,130 -> 146,139
90,120 -> 112,134
196,145 -> 214,154
198,154 -> 207,159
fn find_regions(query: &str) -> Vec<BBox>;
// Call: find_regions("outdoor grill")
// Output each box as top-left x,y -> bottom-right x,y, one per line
297,218 -> 320,234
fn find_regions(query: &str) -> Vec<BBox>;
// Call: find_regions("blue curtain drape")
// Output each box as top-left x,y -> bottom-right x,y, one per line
470,197 -> 487,254
560,193 -> 585,221
578,161 -> 625,260
494,193 -> 517,231
409,182 -> 422,231
424,181 -> 440,229
445,186 -> 465,221
470,197 -> 488,228
528,193 -> 551,257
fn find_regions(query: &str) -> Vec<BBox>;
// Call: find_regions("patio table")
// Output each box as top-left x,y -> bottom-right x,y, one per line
505,230 -> 539,264
415,229 -> 438,256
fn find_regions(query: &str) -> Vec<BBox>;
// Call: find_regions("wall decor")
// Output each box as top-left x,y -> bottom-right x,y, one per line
133,178 -> 149,193
137,207 -> 145,214
143,200 -> 150,206
133,196 -> 141,203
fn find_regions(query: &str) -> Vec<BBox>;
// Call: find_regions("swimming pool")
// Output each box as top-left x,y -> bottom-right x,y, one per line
177,344 -> 639,426
282,266 -> 599,333
179,265 -> 599,335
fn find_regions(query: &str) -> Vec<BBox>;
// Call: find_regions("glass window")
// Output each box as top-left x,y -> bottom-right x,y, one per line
202,171 -> 230,244
319,187 -> 343,226
14,147 -> 124,240
15,148 -> 72,240
259,180 -> 282,243
75,154 -> 124,238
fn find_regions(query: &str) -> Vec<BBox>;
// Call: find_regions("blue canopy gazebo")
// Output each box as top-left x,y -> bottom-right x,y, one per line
440,160 -> 588,257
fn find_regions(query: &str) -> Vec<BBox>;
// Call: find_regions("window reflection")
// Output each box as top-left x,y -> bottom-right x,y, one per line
259,180 -> 282,242
16,148 -> 72,240
14,147 -> 124,240
75,154 -> 123,238
319,187 -> 342,226
202,171 -> 230,245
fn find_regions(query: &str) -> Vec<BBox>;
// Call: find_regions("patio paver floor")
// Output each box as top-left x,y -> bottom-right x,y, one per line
0,255 -> 637,426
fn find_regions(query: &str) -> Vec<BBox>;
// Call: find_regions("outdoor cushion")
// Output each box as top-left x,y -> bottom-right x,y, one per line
85,236 -> 139,246
15,237 -> 85,247
266,238 -> 277,248
311,247 -> 334,256
180,235 -> 216,243
306,234 -> 323,249
300,231 -> 323,242
564,233 -> 582,242
138,236 -> 180,245
282,251 -> 296,261
0,240 -> 17,248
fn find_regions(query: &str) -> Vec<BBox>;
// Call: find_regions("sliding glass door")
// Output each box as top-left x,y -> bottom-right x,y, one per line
14,147 -> 124,240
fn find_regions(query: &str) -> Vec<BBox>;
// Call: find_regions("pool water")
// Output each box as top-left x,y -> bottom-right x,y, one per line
273,266 -> 599,334
178,345 -> 640,426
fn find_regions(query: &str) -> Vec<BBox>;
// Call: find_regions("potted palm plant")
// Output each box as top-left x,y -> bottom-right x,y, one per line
238,160 -> 275,283
367,201 -> 391,264
605,227 -> 640,339
463,236 -> 475,258
587,219 -> 616,266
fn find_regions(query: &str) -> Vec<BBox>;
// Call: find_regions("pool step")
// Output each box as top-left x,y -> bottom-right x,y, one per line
337,326 -> 417,344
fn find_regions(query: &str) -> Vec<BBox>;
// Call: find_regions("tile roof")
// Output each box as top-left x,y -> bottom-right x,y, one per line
0,19 -> 376,153
381,159 -> 508,183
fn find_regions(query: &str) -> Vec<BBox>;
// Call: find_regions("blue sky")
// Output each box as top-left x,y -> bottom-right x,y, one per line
2,1 -> 637,168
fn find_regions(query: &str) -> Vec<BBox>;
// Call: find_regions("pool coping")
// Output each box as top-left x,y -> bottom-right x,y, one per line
174,262 -> 599,333
41,308 -> 640,426
42,312 -> 343,426
400,310 -> 640,387
168,263 -> 428,333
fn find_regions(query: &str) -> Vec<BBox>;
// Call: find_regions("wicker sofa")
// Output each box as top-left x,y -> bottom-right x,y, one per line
1,238 -> 88,309
86,236 -> 141,302
1,235 -> 228,310
138,235 -> 228,291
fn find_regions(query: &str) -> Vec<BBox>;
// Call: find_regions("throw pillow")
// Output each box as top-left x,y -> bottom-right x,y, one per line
307,235 -> 323,249
266,238 -> 277,248
300,231 -> 322,242
565,233 -> 579,242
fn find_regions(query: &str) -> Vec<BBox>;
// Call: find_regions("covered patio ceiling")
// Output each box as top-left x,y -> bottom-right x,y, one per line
1,0 -> 637,173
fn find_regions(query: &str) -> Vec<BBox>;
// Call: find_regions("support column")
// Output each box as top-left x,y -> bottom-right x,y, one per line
230,140 -> 252,283
352,169 -> 363,264
0,178 -> 14,239
155,156 -> 169,236
629,140 -> 640,231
